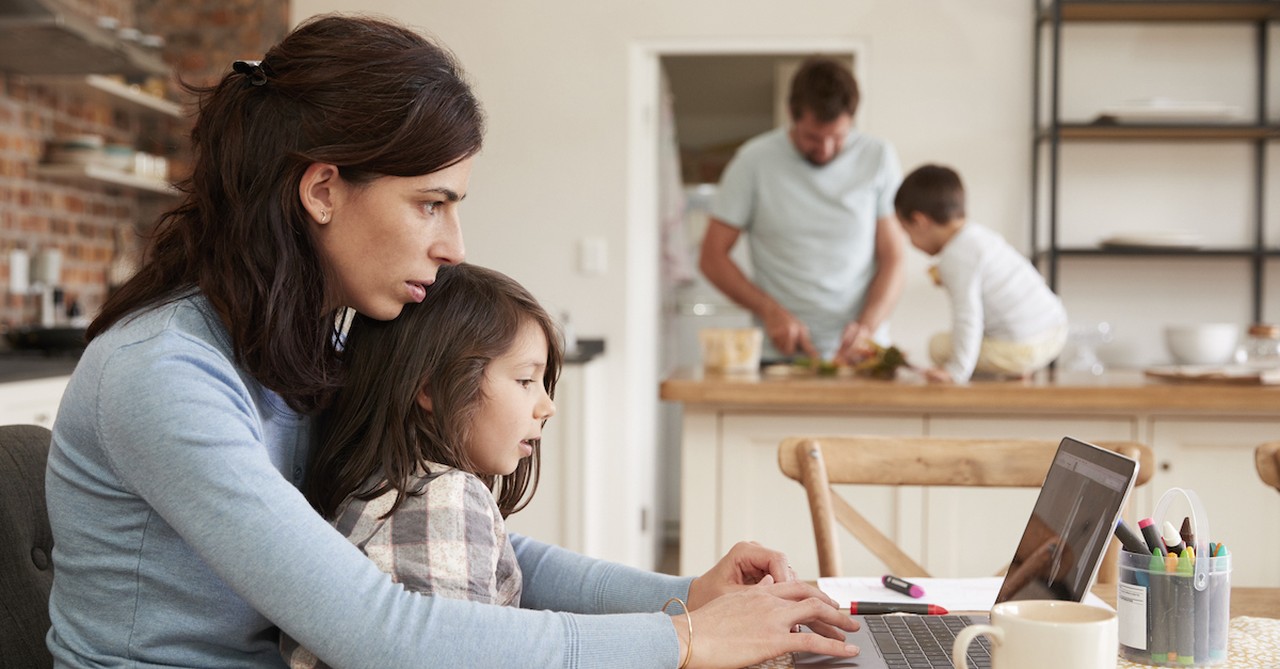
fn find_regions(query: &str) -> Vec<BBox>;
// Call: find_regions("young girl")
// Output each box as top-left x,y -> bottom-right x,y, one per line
281,262 -> 561,668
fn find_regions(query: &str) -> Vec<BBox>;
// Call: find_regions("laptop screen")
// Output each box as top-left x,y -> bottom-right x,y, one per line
994,436 -> 1138,604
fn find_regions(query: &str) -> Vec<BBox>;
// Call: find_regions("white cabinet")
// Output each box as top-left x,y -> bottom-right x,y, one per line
705,411 -> 923,580
0,376 -> 70,429
675,404 -> 1280,586
1148,417 -> 1280,587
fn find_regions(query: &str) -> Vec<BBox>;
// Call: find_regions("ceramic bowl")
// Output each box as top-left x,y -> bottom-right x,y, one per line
1164,324 -> 1240,366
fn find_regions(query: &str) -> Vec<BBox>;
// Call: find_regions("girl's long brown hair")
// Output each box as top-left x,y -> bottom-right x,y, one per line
307,264 -> 564,519
87,14 -> 485,413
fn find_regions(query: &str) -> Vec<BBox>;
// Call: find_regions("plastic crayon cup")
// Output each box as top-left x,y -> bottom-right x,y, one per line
1115,488 -> 1231,666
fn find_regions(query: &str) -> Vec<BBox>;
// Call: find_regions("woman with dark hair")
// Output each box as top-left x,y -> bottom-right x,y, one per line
45,13 -> 859,669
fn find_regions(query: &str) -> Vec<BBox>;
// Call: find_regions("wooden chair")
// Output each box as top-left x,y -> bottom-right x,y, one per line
1257,441 -> 1280,493
777,435 -> 1153,581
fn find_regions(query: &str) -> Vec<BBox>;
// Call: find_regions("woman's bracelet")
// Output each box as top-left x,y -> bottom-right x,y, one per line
662,596 -> 693,669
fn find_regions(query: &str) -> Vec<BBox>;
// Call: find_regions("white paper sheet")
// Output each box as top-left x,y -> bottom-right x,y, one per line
818,576 -> 1111,613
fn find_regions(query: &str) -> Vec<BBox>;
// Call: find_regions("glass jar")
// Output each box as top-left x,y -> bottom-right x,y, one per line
1239,323 -> 1280,366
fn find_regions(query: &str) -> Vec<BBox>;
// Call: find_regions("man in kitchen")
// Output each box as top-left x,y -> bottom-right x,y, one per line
699,56 -> 906,364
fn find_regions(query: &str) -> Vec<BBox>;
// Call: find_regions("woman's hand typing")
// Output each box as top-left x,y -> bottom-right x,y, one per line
675,576 -> 860,669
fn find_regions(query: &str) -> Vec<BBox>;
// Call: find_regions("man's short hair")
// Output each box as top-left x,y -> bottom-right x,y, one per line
894,164 -> 966,223
788,56 -> 859,122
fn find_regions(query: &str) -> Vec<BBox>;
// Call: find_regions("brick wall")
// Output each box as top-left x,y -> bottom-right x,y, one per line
0,0 -> 288,330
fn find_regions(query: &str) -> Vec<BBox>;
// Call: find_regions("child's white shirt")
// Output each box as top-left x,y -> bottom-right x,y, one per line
934,223 -> 1067,380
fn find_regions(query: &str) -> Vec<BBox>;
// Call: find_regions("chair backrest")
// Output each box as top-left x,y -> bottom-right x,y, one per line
777,435 -> 1154,580
1257,441 -> 1280,493
0,424 -> 55,668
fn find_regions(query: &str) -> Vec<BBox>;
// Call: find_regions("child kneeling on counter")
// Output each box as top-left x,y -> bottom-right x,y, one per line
894,164 -> 1067,383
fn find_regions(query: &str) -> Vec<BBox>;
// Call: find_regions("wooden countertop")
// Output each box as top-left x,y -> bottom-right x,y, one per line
659,367 -> 1280,414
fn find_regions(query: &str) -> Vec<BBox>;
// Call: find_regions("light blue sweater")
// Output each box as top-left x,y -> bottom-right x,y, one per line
46,293 -> 690,668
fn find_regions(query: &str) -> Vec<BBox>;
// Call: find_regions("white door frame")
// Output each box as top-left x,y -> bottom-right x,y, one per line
625,37 -> 866,569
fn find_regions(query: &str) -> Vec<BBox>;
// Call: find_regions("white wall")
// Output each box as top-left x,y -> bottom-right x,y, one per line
291,0 -> 1277,566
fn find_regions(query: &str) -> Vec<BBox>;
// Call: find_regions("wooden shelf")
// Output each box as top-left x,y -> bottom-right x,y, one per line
33,163 -> 178,196
1038,247 -> 1272,259
1032,0 -> 1277,322
1040,124 -> 1278,141
0,12 -> 168,78
34,75 -> 182,118
1041,1 -> 1280,22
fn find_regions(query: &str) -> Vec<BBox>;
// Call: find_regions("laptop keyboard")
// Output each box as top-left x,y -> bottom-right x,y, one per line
865,615 -> 992,668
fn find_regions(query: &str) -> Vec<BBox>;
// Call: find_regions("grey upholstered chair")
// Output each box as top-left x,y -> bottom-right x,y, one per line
0,424 -> 54,668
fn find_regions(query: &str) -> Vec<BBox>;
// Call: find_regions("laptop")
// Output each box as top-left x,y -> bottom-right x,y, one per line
794,436 -> 1140,668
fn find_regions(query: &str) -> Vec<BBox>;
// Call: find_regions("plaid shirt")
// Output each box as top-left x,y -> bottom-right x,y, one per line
281,463 -> 522,669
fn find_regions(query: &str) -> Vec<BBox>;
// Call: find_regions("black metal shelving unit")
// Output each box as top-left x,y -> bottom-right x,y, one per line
1031,0 -> 1280,322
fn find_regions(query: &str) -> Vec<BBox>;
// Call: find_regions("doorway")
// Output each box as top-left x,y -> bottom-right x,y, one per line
629,42 -> 861,570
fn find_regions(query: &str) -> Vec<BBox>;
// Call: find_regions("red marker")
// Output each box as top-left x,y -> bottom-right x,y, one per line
850,602 -> 949,615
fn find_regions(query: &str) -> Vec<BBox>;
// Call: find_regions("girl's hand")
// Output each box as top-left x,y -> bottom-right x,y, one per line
687,541 -> 802,609
673,577 -> 860,669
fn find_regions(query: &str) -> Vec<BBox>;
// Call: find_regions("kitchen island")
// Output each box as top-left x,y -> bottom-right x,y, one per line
660,367 -> 1280,585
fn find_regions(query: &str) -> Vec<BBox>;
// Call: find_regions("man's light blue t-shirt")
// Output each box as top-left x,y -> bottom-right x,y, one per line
712,126 -> 901,359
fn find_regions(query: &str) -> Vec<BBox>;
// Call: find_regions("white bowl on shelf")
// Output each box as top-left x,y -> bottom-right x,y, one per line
1164,324 -> 1240,366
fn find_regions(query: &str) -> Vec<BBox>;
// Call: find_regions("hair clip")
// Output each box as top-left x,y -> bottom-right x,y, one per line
232,59 -> 270,87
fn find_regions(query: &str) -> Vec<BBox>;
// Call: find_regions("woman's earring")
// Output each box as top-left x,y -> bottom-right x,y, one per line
320,210 -> 329,223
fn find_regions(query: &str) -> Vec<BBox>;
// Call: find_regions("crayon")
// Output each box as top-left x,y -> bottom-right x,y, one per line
1162,520 -> 1186,556
1176,550 -> 1194,664
881,574 -> 925,598
1165,552 -> 1179,663
1139,518 -> 1167,556
1179,516 -> 1195,551
1115,518 -> 1149,555
849,602 -> 948,615
1149,549 -> 1169,664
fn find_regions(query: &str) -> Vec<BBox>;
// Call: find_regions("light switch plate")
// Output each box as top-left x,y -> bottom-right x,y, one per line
579,237 -> 607,276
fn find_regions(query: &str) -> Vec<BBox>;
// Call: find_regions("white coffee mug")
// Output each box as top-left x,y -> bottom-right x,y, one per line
952,600 -> 1118,669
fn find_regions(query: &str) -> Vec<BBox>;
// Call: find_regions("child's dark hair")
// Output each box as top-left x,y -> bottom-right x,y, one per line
788,56 -> 859,122
894,164 -> 966,224
306,263 -> 563,519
